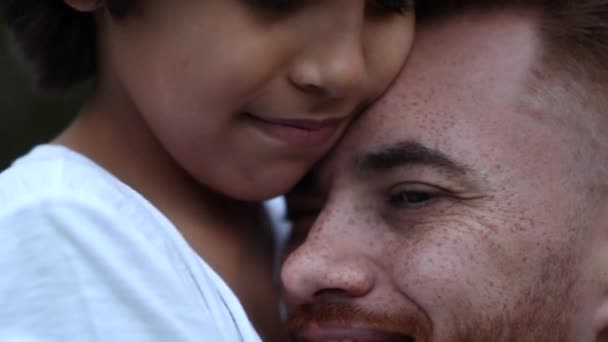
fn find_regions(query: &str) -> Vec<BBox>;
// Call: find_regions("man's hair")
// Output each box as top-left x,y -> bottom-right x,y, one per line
0,0 -> 138,90
417,0 -> 608,83
416,0 -> 608,195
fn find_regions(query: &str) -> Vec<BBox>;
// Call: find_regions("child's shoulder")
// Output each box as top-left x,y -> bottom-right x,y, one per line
0,144 -> 168,242
0,144 -> 138,214
0,145 -> 262,342
0,144 -> 185,297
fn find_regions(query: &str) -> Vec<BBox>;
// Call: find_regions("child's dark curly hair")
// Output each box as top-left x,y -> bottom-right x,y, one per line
1,0 -> 138,91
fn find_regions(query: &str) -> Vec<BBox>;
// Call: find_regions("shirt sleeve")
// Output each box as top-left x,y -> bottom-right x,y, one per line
0,196 -> 225,342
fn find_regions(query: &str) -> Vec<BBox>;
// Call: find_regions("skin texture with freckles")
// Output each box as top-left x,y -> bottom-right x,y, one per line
282,8 -> 608,342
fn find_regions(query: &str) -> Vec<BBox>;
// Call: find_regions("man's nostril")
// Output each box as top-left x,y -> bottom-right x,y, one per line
312,288 -> 353,300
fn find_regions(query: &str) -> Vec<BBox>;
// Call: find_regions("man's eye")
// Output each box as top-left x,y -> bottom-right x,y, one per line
285,210 -> 319,251
387,183 -> 444,209
285,192 -> 323,238
286,210 -> 319,225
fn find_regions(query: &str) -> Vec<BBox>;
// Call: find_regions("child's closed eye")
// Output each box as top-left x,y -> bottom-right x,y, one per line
245,0 -> 300,12
368,0 -> 414,15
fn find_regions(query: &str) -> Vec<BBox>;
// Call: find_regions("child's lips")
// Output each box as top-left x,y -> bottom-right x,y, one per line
245,113 -> 346,147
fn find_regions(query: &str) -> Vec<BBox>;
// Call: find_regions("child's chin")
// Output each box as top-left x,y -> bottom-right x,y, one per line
211,164 -> 306,202
234,186 -> 291,203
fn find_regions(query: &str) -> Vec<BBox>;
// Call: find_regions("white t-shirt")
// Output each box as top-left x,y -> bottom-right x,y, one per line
0,145 -> 262,342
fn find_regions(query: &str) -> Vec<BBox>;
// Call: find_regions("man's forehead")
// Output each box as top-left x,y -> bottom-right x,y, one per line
316,9 -> 541,187
414,9 -> 540,72
406,12 -> 539,108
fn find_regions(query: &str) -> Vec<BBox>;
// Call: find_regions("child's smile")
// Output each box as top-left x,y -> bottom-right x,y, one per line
243,111 -> 348,147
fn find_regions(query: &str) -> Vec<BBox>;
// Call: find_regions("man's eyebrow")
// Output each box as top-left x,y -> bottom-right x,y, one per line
352,140 -> 469,175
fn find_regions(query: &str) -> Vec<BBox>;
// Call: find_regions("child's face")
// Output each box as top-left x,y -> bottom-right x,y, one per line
97,0 -> 414,201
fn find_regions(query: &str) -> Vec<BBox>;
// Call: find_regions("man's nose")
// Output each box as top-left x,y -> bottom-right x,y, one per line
281,213 -> 376,306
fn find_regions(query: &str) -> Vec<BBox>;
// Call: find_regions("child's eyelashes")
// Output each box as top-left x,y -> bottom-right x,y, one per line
245,0 -> 299,12
369,0 -> 414,15
245,0 -> 414,15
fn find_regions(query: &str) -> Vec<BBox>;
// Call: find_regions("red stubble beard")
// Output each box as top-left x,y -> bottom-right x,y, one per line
287,263 -> 578,342
287,301 -> 432,342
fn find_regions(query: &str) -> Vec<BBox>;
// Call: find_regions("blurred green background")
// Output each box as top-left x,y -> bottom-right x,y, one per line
0,21 -> 86,170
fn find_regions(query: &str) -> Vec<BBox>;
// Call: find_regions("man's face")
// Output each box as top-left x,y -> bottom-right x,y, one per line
282,10 -> 607,342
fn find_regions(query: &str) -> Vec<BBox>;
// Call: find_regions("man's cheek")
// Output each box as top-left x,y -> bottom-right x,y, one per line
390,227 -> 508,315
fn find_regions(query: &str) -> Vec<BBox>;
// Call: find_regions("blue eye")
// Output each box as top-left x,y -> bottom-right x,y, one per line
387,183 -> 442,209
389,191 -> 434,208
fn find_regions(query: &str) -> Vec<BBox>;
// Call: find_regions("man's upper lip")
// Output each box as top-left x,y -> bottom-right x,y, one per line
246,113 -> 346,130
294,324 -> 414,342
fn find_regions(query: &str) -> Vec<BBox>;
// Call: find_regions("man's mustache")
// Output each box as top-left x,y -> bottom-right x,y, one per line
287,301 -> 432,342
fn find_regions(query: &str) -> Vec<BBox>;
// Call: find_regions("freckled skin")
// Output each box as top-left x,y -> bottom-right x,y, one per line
282,9 -> 607,342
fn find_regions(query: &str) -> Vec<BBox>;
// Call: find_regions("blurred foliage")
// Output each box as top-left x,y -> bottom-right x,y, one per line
0,20 -> 87,170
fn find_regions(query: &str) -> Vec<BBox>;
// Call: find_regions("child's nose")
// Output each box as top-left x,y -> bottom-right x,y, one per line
288,34 -> 366,100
